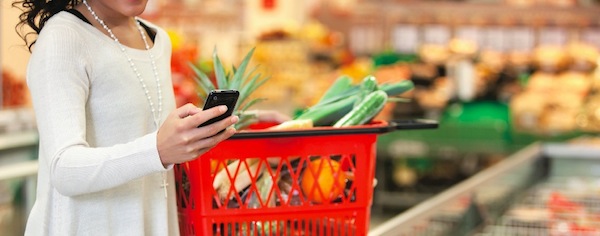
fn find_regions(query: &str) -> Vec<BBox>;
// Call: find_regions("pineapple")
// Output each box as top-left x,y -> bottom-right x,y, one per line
190,47 -> 270,129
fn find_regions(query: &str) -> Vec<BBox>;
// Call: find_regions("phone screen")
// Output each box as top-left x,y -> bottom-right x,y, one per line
198,90 -> 239,128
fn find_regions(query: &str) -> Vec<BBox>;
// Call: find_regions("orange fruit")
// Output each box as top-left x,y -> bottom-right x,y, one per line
210,160 -> 225,174
300,158 -> 347,203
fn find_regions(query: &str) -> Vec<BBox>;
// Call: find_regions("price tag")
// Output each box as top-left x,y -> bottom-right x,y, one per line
538,27 -> 567,46
424,25 -> 450,45
455,26 -> 483,46
392,24 -> 419,53
508,27 -> 535,52
582,28 -> 600,50
483,27 -> 506,52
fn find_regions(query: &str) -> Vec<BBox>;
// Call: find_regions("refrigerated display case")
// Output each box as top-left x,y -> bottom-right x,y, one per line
369,140 -> 600,235
0,108 -> 39,236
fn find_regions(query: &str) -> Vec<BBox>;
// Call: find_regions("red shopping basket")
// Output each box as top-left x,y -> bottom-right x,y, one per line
175,119 -> 437,236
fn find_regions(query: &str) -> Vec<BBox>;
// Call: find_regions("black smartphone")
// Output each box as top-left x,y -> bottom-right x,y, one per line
198,90 -> 240,130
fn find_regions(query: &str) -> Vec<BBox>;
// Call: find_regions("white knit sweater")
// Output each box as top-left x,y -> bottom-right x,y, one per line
25,11 -> 179,236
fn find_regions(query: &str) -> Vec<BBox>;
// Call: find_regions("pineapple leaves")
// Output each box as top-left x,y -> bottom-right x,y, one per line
229,47 -> 256,91
239,98 -> 267,113
189,46 -> 269,129
235,114 -> 258,130
212,47 -> 229,90
189,62 -> 215,94
238,73 -> 270,109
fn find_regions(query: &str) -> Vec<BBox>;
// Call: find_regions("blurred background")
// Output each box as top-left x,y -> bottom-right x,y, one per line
2,0 -> 600,235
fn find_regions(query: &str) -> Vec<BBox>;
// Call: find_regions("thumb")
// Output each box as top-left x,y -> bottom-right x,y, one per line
177,103 -> 202,118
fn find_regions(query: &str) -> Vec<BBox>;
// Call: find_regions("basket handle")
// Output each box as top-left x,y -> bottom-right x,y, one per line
385,119 -> 439,132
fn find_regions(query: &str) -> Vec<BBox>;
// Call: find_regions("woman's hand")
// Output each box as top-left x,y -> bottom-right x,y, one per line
156,103 -> 239,165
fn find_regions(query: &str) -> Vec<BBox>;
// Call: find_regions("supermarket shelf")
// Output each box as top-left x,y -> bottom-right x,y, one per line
0,131 -> 38,151
0,160 -> 38,228
0,129 -> 39,231
0,160 -> 38,181
347,1 -> 600,26
542,142 -> 600,159
381,1 -> 600,18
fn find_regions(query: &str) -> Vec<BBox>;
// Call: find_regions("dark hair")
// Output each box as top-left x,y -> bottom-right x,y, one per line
13,0 -> 80,51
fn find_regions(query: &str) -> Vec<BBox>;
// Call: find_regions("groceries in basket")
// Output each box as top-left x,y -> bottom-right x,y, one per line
277,75 -> 414,129
195,153 -> 365,235
176,46 -> 428,236
210,155 -> 355,208
189,47 -> 414,131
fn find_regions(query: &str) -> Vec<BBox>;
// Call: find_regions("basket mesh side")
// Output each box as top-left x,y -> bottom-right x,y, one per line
175,133 -> 378,236
196,213 -> 363,236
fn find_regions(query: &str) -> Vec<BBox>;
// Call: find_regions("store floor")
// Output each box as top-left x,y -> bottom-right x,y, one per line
370,208 -> 404,231
370,213 -> 391,229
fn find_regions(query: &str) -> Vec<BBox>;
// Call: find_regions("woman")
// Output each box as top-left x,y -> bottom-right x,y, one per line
14,0 -> 287,235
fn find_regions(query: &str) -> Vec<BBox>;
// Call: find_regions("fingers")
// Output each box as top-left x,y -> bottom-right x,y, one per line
177,127 -> 237,163
185,105 -> 230,129
190,127 -> 237,156
178,107 -> 239,154
193,114 -> 239,139
176,103 -> 202,118
158,104 -> 239,165
174,104 -> 232,129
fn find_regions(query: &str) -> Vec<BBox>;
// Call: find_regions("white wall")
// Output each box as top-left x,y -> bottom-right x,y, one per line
2,1 -> 31,79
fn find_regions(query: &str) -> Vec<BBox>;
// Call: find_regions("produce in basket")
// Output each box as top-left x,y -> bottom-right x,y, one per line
240,220 -> 285,236
247,168 -> 278,209
267,119 -> 313,130
301,158 -> 347,203
244,172 -> 286,234
190,47 -> 270,130
333,90 -> 388,127
295,75 -> 413,127
213,158 -> 265,201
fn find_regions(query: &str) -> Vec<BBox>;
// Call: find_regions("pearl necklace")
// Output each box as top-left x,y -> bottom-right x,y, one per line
82,0 -> 162,128
83,0 -> 168,199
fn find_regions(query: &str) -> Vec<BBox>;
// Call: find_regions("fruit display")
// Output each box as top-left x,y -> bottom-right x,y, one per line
508,41 -> 599,135
248,36 -> 329,114
510,71 -> 592,134
2,69 -> 29,108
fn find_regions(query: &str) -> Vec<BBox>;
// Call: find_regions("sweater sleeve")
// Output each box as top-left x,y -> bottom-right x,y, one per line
27,24 -> 169,197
